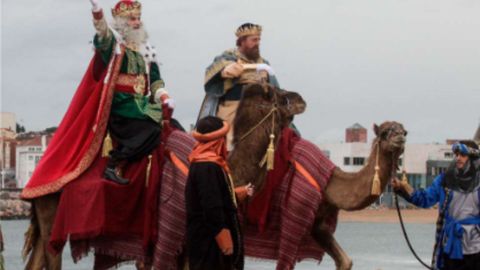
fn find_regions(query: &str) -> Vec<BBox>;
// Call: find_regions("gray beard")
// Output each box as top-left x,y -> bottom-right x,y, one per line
112,18 -> 149,47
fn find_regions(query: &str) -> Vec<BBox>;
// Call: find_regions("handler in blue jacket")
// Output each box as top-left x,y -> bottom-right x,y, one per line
392,140 -> 480,270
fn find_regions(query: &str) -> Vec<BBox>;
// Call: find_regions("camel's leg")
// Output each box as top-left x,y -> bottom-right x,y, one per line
35,194 -> 61,270
312,221 -> 352,270
25,235 -> 46,270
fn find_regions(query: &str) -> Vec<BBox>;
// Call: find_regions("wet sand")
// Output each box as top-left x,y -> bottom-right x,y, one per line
339,208 -> 437,224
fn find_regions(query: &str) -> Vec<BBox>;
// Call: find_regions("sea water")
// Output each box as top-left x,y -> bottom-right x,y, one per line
2,219 -> 434,270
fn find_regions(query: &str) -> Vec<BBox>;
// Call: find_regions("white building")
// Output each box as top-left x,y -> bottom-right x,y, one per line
15,135 -> 51,188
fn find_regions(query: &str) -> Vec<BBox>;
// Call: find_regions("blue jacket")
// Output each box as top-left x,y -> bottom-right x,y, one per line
408,174 -> 480,269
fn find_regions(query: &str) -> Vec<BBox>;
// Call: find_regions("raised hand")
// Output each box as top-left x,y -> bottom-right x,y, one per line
163,98 -> 175,109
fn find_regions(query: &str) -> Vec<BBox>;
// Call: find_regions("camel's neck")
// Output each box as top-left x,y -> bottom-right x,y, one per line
324,141 -> 397,210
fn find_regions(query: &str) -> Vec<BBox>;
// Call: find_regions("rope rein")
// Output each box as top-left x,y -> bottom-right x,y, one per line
237,106 -> 277,143
394,154 -> 433,269
395,192 -> 433,269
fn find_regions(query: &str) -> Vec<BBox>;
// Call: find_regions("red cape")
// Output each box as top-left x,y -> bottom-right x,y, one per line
21,49 -> 125,199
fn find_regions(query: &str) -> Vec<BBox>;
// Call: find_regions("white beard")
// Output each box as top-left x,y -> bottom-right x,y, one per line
111,17 -> 149,47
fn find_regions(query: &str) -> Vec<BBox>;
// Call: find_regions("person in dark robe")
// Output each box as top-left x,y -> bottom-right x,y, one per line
185,116 -> 253,270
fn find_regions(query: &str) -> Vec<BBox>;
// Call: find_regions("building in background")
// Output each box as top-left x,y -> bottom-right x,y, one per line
345,123 -> 367,143
15,134 -> 52,188
1,112 -> 16,131
0,112 -> 17,188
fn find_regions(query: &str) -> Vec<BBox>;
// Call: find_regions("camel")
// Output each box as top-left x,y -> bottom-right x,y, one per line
229,84 -> 406,270
23,84 -> 406,270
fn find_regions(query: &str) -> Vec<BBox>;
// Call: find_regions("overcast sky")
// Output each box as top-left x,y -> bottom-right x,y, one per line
2,0 -> 479,144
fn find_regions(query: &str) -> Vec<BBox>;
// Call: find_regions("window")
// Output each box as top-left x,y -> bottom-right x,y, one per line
28,156 -> 33,161
398,158 -> 403,166
444,152 -> 453,159
353,157 -> 365,166
35,156 -> 41,166
344,157 -> 350,165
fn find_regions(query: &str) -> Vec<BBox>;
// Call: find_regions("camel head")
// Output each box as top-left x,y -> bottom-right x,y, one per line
234,83 -> 306,133
234,84 -> 306,144
373,121 -> 407,159
229,83 -> 306,187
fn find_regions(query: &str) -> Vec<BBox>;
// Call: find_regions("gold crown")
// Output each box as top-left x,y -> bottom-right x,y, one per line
235,24 -> 262,38
111,1 -> 142,18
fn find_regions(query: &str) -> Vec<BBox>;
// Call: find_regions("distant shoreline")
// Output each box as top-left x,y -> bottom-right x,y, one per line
339,208 -> 437,224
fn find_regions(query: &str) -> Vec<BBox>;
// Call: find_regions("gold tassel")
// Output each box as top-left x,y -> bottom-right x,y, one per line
145,155 -> 153,187
371,165 -> 381,196
266,134 -> 275,171
102,132 -> 113,157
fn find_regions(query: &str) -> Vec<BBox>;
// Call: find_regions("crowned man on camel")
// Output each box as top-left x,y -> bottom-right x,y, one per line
198,23 -> 280,150
21,0 -> 178,268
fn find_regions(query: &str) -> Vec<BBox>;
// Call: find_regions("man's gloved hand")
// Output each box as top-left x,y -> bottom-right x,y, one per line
234,183 -> 255,202
221,62 -> 244,79
89,0 -> 101,12
154,88 -> 168,103
256,63 -> 275,76
391,177 -> 414,197
245,183 -> 254,197
163,98 -> 175,109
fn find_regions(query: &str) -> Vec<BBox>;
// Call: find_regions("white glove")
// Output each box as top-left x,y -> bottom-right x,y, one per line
89,0 -> 101,12
245,183 -> 255,197
256,63 -> 275,76
154,88 -> 168,103
164,98 -> 175,109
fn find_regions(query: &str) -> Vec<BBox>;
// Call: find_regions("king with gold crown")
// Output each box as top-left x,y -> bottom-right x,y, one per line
90,0 -> 175,184
198,23 -> 280,150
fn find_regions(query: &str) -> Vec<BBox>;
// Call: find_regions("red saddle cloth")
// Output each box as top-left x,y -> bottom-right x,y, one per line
48,114 -> 175,269
246,127 -> 299,232
47,146 -> 163,250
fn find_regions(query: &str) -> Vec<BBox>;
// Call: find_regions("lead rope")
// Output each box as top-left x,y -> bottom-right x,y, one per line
394,155 -> 433,269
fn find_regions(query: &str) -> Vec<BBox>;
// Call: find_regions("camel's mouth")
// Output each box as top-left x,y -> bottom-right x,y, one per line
294,103 -> 306,114
390,142 -> 405,154
388,136 -> 406,152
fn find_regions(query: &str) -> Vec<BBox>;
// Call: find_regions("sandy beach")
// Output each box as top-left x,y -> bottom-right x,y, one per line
339,208 -> 437,224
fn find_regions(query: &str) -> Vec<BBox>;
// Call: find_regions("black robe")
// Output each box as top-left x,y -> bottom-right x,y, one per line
185,162 -> 244,270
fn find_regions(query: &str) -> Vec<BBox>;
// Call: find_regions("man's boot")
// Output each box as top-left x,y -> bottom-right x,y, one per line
103,163 -> 130,185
